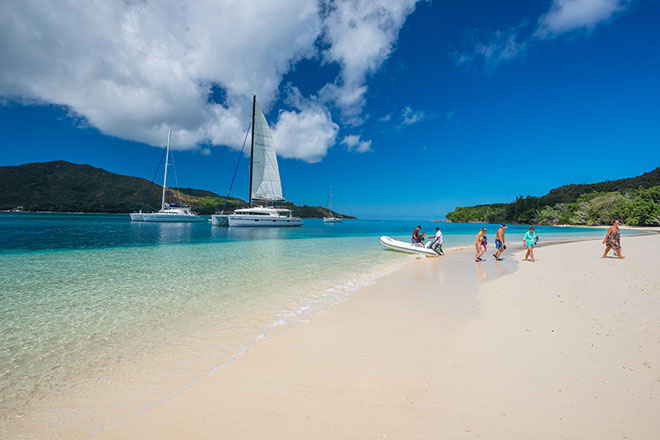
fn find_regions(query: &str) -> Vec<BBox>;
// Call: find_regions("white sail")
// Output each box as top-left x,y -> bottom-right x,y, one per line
250,100 -> 283,202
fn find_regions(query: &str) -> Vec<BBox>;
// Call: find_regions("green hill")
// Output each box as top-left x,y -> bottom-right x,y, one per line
446,167 -> 660,226
0,161 -> 355,218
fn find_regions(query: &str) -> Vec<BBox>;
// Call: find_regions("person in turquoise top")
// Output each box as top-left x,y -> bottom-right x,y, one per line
523,226 -> 538,262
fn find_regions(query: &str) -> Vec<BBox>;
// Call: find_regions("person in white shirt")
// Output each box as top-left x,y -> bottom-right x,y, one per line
427,226 -> 444,255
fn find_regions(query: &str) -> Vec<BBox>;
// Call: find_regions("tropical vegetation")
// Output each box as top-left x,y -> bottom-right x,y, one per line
447,167 -> 660,226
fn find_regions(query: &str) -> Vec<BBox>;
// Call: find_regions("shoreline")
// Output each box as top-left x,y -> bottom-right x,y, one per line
1,252 -> 414,440
94,234 -> 660,439
3,231 -> 658,439
3,211 -> 660,229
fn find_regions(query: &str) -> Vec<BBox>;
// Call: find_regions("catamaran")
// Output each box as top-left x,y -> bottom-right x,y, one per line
323,184 -> 342,223
130,130 -> 205,223
211,96 -> 303,227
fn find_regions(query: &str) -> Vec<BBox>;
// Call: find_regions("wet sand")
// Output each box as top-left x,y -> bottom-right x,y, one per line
95,233 -> 660,439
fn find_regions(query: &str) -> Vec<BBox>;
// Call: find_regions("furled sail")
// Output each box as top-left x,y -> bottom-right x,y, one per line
250,99 -> 284,202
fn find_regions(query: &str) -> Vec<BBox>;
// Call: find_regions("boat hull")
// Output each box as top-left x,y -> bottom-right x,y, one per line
323,217 -> 342,223
379,236 -> 439,256
211,215 -> 229,226
221,215 -> 303,227
130,213 -> 206,222
228,216 -> 303,227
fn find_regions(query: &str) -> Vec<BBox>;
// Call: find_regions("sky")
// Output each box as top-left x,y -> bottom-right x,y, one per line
1,0 -> 659,219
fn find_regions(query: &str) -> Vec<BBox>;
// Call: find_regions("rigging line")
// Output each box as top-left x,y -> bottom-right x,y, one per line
140,147 -> 167,212
169,152 -> 183,206
221,122 -> 252,214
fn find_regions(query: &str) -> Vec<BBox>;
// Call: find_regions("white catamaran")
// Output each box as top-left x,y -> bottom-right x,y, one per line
323,184 -> 342,223
130,130 -> 205,223
211,96 -> 303,227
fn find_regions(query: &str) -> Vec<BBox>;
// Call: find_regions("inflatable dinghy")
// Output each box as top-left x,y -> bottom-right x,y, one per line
379,236 -> 439,256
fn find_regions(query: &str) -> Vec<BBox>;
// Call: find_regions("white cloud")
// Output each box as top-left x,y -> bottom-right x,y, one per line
454,0 -> 631,69
271,103 -> 339,163
0,0 -> 419,162
453,26 -> 528,70
341,134 -> 372,153
321,0 -> 419,121
536,0 -> 629,36
0,0 -> 321,153
401,106 -> 425,125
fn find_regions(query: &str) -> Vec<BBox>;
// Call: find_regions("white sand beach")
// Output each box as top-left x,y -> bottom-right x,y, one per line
94,233 -> 660,439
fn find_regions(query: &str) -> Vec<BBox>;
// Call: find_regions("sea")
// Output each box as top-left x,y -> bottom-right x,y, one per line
0,213 -> 639,436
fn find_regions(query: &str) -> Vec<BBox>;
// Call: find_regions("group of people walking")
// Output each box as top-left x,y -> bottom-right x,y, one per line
413,219 -> 625,262
474,224 -> 525,262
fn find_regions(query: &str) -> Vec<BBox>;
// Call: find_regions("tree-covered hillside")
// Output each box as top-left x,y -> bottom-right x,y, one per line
446,168 -> 660,226
0,161 -> 355,218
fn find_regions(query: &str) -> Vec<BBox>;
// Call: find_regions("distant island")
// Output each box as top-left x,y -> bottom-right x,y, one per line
0,161 -> 355,219
446,167 -> 660,226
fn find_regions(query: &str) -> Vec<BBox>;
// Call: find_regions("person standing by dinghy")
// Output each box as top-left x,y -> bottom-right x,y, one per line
429,226 -> 444,255
412,225 -> 422,245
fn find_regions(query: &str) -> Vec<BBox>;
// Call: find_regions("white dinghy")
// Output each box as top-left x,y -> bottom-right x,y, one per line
379,236 -> 439,256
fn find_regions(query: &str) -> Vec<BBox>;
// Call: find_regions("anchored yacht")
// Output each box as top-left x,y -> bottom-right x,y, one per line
130,130 -> 205,223
212,96 -> 303,227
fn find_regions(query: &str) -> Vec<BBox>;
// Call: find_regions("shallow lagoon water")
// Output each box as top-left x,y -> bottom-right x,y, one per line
0,213 -> 637,435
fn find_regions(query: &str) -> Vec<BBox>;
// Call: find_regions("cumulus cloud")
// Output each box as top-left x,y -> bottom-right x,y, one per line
401,106 -> 425,125
454,0 -> 631,70
341,134 -> 372,153
536,0 -> 629,36
271,103 -> 339,163
0,0 -> 419,161
321,0 -> 419,121
0,0 -> 321,151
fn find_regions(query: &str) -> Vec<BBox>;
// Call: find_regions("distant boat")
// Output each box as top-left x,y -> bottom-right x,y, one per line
323,184 -> 342,224
211,96 -> 303,227
130,130 -> 205,223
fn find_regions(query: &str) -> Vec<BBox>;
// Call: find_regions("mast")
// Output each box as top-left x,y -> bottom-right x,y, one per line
328,184 -> 333,213
161,129 -> 171,211
249,95 -> 256,207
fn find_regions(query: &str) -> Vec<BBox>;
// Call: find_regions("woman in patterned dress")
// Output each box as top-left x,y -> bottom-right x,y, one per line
602,219 -> 625,259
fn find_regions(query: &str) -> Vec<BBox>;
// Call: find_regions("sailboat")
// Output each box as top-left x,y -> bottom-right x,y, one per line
323,184 -> 342,223
211,96 -> 303,227
130,130 -> 205,222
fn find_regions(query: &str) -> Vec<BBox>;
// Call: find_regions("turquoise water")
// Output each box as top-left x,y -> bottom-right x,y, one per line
0,213 -> 637,432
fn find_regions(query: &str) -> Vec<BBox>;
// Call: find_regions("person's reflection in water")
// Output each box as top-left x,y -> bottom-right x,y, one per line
494,259 -> 508,277
475,260 -> 488,283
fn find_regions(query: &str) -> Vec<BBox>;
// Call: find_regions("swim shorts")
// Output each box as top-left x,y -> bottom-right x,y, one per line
496,239 -> 504,250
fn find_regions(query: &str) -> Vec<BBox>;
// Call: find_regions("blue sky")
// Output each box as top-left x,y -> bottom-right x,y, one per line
1,0 -> 659,218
